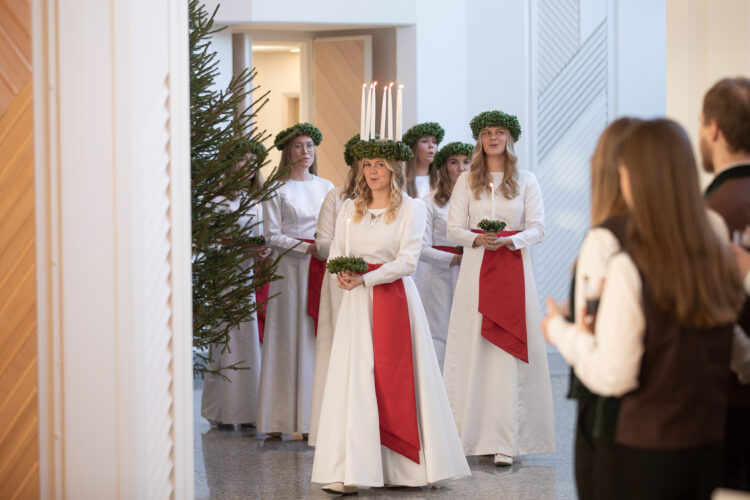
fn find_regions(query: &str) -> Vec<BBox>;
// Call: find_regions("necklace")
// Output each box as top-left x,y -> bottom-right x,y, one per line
369,210 -> 384,227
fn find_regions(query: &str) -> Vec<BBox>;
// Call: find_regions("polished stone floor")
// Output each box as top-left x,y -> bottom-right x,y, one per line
194,352 -> 577,499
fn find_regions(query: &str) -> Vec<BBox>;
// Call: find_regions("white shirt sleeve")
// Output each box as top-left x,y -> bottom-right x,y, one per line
262,190 -> 310,255
315,188 -> 338,259
420,197 -> 455,269
363,199 -> 428,287
547,253 -> 645,397
573,228 -> 622,317
509,172 -> 545,250
447,173 -> 479,248
731,326 -> 750,383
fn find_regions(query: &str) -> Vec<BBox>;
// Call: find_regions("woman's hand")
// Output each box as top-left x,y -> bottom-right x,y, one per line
540,297 -> 563,345
450,254 -> 462,266
306,243 -> 323,260
732,242 -> 750,277
472,233 -> 512,251
337,271 -> 364,290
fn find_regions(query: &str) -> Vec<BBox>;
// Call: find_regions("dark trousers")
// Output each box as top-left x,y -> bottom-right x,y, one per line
725,406 -> 750,491
574,399 -> 596,500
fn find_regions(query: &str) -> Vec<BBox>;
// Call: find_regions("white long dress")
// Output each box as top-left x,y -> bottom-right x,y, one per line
411,176 -> 432,290
201,198 -> 264,425
417,192 -> 460,371
257,175 -> 334,434
309,186 -> 347,446
311,196 -> 470,488
443,170 -> 555,457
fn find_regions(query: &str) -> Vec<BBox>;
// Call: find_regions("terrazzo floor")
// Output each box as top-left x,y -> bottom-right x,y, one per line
194,352 -> 578,499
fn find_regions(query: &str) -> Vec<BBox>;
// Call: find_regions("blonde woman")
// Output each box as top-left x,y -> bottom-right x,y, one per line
418,142 -> 472,369
402,121 -> 444,199
308,133 -> 362,447
443,110 -> 554,466
311,140 -> 469,495
257,123 -> 333,436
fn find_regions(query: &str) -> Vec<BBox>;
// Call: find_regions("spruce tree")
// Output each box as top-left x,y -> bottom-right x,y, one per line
190,0 -> 287,375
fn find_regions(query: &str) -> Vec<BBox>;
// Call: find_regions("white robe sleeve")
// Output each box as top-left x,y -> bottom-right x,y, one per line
547,253 -> 645,397
573,228 -> 622,317
447,173 -> 478,248
262,190 -> 310,255
363,199 -> 427,287
315,187 -> 338,259
509,171 -> 545,251
420,197 -> 454,269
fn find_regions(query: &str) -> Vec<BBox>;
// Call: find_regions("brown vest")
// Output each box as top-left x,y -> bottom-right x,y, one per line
614,272 -> 734,449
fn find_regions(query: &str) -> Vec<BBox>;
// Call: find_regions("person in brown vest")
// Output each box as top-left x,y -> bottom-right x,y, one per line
543,119 -> 745,499
700,76 -> 750,491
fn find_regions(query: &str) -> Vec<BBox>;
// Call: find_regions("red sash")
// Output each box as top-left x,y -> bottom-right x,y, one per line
298,238 -> 326,336
471,230 -> 528,363
366,263 -> 421,463
432,245 -> 461,255
255,281 -> 269,343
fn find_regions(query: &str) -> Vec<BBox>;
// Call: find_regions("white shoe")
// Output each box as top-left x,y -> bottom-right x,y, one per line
493,453 -> 513,466
322,482 -> 358,495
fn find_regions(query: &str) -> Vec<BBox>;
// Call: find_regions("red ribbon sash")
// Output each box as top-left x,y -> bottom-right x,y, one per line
366,263 -> 421,463
432,245 -> 461,255
471,230 -> 528,363
298,238 -> 326,336
255,280 -> 269,343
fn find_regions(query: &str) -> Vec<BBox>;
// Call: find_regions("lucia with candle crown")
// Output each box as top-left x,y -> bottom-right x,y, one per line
311,89 -> 470,495
443,110 -> 554,466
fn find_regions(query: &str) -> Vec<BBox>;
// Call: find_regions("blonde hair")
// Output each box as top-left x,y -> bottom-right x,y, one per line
590,117 -> 640,226
279,136 -> 318,179
468,127 -> 519,200
352,158 -> 405,224
340,160 -> 360,201
405,144 -> 437,198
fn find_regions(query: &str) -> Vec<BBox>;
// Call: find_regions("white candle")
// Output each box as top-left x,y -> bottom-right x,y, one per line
489,182 -> 495,220
364,83 -> 373,140
396,85 -> 403,141
345,218 -> 352,257
370,82 -> 377,139
360,83 -> 367,138
387,83 -> 394,140
379,85 -> 387,139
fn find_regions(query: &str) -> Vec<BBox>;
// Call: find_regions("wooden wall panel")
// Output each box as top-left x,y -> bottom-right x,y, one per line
0,0 -> 38,497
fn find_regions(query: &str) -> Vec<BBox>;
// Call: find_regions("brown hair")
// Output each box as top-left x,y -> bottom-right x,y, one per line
468,127 -> 519,200
340,160 -> 360,201
279,135 -> 318,179
702,77 -> 750,153
352,159 -> 405,224
616,119 -> 744,328
590,117 -> 640,226
405,144 -> 438,198
433,155 -> 466,207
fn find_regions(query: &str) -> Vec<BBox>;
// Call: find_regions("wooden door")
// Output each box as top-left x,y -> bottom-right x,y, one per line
313,36 -> 372,187
0,0 -> 39,497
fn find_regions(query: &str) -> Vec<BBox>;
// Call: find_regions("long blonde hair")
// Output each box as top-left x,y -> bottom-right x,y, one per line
468,127 -> 519,200
405,145 -> 437,198
340,160 -> 360,201
279,136 -> 318,179
590,117 -> 640,226
352,159 -> 405,224
617,119 -> 744,328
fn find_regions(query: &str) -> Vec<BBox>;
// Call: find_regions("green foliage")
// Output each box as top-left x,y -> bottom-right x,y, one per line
351,139 -> 414,162
326,256 -> 369,274
190,0 -> 287,375
470,110 -> 522,142
434,142 -> 475,169
273,122 -> 322,150
402,121 -> 445,146
478,219 -> 508,232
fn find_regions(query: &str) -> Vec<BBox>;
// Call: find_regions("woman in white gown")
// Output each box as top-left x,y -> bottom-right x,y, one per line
257,123 -> 334,435
311,139 -> 470,495
308,134 -> 362,446
418,142 -> 472,370
202,141 -> 267,427
443,110 -> 555,465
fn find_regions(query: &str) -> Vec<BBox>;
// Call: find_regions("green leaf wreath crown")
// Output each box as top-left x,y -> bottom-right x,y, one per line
470,110 -> 522,143
231,138 -> 267,163
350,139 -> 414,162
344,133 -> 381,166
434,142 -> 474,169
401,121 -> 445,147
326,256 -> 368,274
273,122 -> 323,150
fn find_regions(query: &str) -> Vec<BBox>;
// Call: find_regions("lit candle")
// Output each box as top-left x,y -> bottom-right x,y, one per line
379,85 -> 387,139
396,85 -> 403,141
489,182 -> 495,220
387,83 -> 394,140
364,83 -> 373,140
370,82 -> 377,139
345,218 -> 352,257
360,83 -> 367,138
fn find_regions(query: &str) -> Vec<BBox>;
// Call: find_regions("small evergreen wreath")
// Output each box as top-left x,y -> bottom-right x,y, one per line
351,139 -> 414,162
230,138 -> 268,164
326,256 -> 369,274
470,110 -> 522,142
434,142 -> 474,169
478,219 -> 507,232
343,133 -> 380,166
274,122 -> 323,151
249,235 -> 266,246
402,122 -> 445,146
